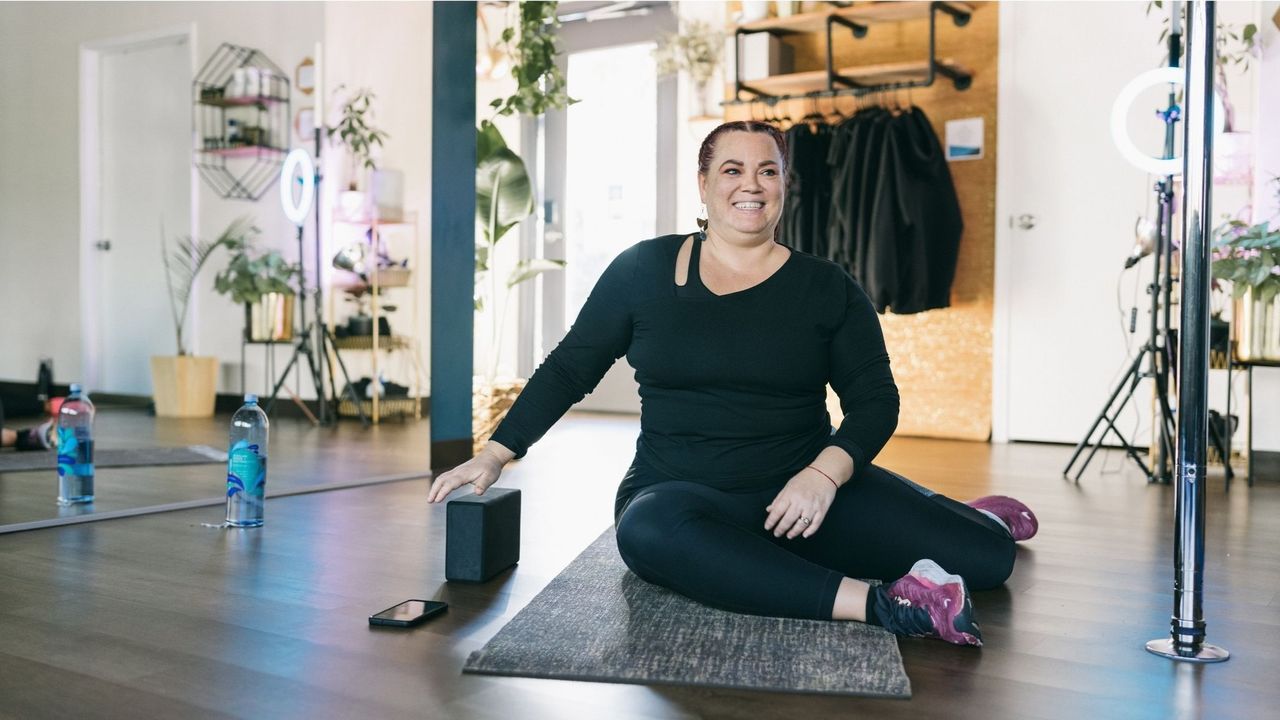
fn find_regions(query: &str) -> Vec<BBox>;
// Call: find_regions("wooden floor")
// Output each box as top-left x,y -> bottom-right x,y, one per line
1,412 -> 1277,720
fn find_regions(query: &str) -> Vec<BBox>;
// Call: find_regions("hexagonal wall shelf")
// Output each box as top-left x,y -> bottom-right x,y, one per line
193,43 -> 291,201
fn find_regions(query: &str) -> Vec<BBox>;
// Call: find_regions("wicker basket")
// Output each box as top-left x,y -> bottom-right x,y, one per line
472,378 -> 527,456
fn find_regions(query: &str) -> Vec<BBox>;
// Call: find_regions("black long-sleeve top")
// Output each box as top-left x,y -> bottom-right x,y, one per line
490,233 -> 900,491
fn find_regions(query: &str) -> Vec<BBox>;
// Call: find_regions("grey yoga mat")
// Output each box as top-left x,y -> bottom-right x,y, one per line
0,445 -> 227,473
463,529 -> 911,698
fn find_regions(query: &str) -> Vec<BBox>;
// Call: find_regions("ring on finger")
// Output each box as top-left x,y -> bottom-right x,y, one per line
800,516 -> 812,525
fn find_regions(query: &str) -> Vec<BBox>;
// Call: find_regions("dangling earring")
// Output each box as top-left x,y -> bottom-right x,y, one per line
696,202 -> 708,240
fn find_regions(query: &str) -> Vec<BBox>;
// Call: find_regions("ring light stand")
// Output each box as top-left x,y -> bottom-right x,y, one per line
265,145 -> 368,427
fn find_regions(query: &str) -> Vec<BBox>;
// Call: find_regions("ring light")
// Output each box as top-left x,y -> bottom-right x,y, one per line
1110,66 -> 1226,176
280,148 -> 315,227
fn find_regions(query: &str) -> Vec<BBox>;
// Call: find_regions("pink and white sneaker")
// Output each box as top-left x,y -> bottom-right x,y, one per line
873,559 -> 983,647
968,495 -> 1038,541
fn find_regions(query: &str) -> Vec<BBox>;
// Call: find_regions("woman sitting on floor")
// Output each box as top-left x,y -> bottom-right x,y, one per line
428,121 -> 1037,647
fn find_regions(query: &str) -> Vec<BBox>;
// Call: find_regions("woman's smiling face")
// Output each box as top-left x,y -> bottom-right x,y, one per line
698,130 -> 785,243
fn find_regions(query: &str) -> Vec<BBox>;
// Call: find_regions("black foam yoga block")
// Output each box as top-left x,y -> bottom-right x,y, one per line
446,488 -> 521,583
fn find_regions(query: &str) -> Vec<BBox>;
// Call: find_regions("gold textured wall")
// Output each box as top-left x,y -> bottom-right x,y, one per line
724,3 -> 997,441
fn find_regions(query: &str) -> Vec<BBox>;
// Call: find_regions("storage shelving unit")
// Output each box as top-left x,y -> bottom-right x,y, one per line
730,1 -> 974,105
329,214 -> 425,424
192,43 -> 290,200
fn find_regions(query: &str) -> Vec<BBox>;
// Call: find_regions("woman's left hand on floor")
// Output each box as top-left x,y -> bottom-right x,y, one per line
764,472 -> 838,540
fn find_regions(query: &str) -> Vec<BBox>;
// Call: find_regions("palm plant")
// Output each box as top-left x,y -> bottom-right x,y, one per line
160,216 -> 257,355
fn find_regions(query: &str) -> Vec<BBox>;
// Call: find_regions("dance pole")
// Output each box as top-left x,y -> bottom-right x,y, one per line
1146,0 -> 1228,663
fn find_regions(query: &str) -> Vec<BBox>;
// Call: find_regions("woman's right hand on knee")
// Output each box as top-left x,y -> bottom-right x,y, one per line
427,442 -> 514,503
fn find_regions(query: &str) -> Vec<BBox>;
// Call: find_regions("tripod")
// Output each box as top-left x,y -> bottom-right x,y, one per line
1063,175 -> 1178,482
265,127 -> 368,427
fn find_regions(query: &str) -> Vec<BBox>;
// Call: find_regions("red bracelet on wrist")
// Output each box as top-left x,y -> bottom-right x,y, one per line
806,464 -> 840,489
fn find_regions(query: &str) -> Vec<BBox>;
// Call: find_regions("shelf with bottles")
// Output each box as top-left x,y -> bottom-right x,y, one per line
191,42 -> 290,201
197,92 -> 289,108
196,144 -> 287,159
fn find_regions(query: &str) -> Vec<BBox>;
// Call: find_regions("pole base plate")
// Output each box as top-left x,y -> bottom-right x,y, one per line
1145,638 -> 1230,663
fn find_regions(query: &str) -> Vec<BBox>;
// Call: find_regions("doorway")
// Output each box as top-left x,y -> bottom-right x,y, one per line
533,4 -> 677,414
994,3 -> 1169,444
80,27 -> 195,395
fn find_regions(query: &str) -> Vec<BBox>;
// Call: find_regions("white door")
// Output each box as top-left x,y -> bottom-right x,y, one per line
92,36 -> 192,394
999,2 -> 1173,444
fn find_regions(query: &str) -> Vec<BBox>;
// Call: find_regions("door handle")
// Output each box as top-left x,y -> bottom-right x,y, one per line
1014,214 -> 1037,230
95,239 -> 112,251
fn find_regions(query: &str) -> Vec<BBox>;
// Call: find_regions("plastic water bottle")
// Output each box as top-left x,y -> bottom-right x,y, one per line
225,394 -> 269,527
56,383 -> 95,505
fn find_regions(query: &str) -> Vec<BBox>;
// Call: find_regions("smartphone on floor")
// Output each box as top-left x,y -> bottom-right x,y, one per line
369,599 -> 448,628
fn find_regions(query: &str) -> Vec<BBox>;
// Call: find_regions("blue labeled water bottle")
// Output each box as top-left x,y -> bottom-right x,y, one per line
225,394 -> 269,527
56,383 -> 95,505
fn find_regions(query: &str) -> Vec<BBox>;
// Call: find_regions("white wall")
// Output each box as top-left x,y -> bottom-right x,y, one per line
0,1 -> 434,401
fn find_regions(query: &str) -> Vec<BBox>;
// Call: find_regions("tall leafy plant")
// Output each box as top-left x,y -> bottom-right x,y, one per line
327,86 -> 389,190
160,216 -> 257,355
475,121 -> 564,382
1212,177 -> 1280,304
212,230 -> 302,306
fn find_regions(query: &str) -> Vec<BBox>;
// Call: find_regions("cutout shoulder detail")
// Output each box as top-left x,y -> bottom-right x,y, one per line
674,234 -> 695,287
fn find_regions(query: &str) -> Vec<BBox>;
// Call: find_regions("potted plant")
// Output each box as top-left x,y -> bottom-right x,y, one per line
1148,2 -> 1258,131
326,85 -> 390,219
153,216 -> 256,418
211,225 -> 303,343
473,1 -> 575,453
653,18 -> 726,120
1212,180 -> 1280,362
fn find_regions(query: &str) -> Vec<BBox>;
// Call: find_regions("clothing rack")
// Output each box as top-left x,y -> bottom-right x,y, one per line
727,1 -> 973,107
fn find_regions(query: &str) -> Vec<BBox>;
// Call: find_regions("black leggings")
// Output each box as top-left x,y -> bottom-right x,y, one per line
613,457 -> 1016,621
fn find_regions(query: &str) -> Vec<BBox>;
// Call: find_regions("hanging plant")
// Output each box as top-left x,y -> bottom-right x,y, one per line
488,1 -> 578,118
652,19 -> 726,88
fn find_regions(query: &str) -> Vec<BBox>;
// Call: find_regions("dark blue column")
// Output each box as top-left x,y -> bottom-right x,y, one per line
430,1 -> 476,472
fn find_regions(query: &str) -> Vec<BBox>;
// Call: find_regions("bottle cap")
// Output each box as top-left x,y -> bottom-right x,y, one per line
244,394 -> 258,404
69,383 -> 82,394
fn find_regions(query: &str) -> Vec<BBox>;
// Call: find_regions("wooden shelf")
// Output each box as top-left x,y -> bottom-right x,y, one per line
196,145 -> 285,159
741,59 -> 969,97
197,94 -> 288,108
738,2 -> 973,35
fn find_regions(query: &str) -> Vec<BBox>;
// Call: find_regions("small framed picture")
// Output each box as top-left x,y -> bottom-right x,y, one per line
294,107 -> 314,141
945,117 -> 984,162
295,58 -> 316,95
